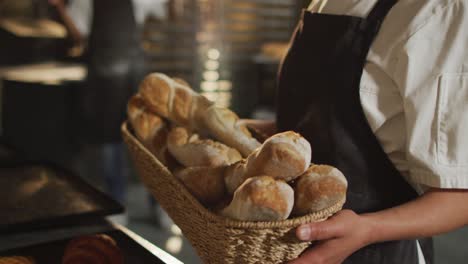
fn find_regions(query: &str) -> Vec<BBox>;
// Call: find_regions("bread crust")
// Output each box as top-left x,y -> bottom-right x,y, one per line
221,176 -> 294,221
293,164 -> 347,215
174,166 -> 227,205
224,131 -> 312,194
167,127 -> 242,167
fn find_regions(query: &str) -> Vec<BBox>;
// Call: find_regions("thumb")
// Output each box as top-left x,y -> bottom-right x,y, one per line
296,213 -> 347,241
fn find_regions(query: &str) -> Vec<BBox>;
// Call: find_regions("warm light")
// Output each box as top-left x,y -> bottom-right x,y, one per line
165,236 -> 183,254
203,70 -> 219,81
218,91 -> 232,100
201,92 -> 218,102
170,224 -> 182,236
207,49 -> 220,60
217,80 -> 232,91
201,81 -> 218,92
205,60 -> 220,70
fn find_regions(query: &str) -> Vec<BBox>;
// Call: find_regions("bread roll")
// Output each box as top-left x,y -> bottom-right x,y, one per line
138,73 -> 261,157
0,256 -> 35,264
167,127 -> 242,167
221,176 -> 294,221
172,77 -> 190,87
127,94 -> 177,168
138,72 -> 213,130
174,166 -> 227,205
293,164 -> 347,215
62,234 -> 123,264
200,106 -> 261,157
224,131 -> 311,194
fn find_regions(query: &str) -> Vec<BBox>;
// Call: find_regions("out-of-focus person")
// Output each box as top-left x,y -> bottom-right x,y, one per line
49,0 -> 167,225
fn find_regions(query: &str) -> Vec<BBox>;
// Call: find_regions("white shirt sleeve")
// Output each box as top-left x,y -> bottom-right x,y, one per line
393,0 -> 468,189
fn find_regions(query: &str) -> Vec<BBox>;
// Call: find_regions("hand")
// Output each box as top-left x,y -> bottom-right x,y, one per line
288,210 -> 374,264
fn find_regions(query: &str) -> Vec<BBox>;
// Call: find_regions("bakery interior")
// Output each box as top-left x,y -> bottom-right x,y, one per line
0,0 -> 467,263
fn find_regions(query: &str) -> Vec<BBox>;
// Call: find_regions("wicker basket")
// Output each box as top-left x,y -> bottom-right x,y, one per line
122,122 -> 345,264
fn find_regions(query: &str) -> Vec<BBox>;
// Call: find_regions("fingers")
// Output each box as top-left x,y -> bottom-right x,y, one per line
296,210 -> 352,241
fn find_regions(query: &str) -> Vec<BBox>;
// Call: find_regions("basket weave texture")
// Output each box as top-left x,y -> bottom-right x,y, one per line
122,122 -> 345,264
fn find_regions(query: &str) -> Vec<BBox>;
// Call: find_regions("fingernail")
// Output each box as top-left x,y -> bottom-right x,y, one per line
297,226 -> 310,240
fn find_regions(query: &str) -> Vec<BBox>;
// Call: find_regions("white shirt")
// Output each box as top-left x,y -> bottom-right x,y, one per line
308,1 -> 468,263
308,0 -> 468,194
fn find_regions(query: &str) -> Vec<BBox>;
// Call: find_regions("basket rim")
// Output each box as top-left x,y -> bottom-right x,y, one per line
122,121 -> 346,229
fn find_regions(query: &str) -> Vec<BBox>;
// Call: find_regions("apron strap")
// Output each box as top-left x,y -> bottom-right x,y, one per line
359,0 -> 397,53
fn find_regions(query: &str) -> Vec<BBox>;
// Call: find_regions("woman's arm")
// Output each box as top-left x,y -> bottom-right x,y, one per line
49,0 -> 83,47
289,188 -> 468,264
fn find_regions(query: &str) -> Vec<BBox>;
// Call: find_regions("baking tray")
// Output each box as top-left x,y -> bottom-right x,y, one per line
0,162 -> 124,233
0,229 -> 167,264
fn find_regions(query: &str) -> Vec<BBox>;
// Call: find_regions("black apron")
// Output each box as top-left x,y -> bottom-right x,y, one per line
276,0 -> 433,263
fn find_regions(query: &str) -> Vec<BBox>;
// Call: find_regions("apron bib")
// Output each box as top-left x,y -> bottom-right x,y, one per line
276,0 -> 433,263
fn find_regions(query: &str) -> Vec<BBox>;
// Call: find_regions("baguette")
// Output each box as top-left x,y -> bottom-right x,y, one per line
127,94 -> 177,168
138,73 -> 261,157
224,131 -> 312,194
200,106 -> 261,157
138,73 -> 212,131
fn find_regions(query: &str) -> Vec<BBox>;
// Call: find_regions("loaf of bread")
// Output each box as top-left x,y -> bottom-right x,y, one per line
138,73 -> 261,157
138,73 -> 213,131
200,106 -> 261,157
174,166 -> 227,206
224,131 -> 311,194
62,234 -> 123,264
127,94 -> 177,168
293,164 -> 347,215
0,256 -> 35,264
167,127 -> 242,167
221,176 -> 294,221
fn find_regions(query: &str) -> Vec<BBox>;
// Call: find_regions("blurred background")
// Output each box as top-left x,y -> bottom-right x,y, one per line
0,0 -> 466,263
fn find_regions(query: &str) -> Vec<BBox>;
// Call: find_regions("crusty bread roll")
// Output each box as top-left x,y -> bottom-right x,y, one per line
167,127 -> 242,167
200,106 -> 261,157
172,77 -> 190,87
224,131 -> 312,194
138,72 -> 213,131
174,166 -> 227,205
293,164 -> 347,215
127,94 -> 177,168
62,234 -> 123,264
221,176 -> 294,221
138,73 -> 261,157
0,256 -> 35,264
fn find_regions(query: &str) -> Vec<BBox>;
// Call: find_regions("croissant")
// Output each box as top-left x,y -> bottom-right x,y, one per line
62,234 -> 123,264
0,256 -> 35,264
